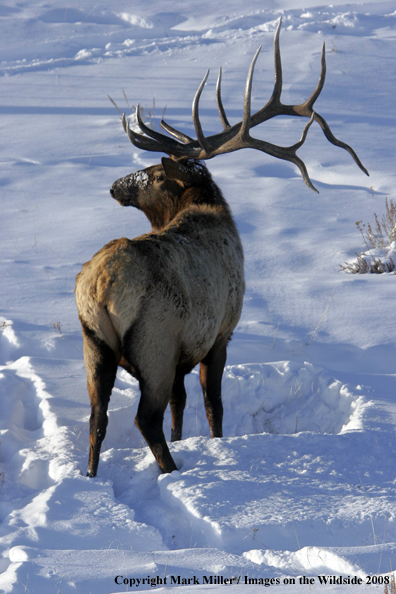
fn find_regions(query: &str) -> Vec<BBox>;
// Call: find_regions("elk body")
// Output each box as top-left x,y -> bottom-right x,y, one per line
76,158 -> 244,476
76,19 -> 368,477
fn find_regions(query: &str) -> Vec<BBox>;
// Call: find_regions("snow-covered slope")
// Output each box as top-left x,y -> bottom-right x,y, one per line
1,1 -> 396,592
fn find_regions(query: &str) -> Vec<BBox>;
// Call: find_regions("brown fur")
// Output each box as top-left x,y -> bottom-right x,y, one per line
76,158 -> 244,476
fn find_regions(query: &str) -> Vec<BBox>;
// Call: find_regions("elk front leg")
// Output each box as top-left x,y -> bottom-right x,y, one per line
200,338 -> 228,438
135,377 -> 178,474
170,374 -> 187,442
82,326 -> 118,477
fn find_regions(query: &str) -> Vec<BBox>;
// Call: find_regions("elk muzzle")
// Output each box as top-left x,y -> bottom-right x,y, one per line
110,171 -> 150,206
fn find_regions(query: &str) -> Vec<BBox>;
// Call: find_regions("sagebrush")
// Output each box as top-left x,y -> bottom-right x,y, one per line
341,198 -> 396,273
384,572 -> 396,594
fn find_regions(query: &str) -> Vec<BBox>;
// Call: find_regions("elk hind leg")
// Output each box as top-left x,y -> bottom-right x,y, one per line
170,374 -> 187,442
200,338 -> 228,438
82,326 -> 118,477
135,377 -> 178,474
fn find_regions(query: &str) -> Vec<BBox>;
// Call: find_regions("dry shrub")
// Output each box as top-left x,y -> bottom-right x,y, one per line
384,572 -> 396,594
341,198 -> 396,273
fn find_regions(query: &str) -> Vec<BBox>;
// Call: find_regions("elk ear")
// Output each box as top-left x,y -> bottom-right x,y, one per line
161,157 -> 190,185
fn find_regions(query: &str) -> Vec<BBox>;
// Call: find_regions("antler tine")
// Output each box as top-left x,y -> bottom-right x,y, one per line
272,17 -> 283,104
238,112 -> 319,192
192,69 -> 212,154
160,120 -> 194,144
122,107 -> 189,156
249,17 -> 283,126
289,154 -> 318,193
289,113 -> 318,192
313,112 -> 369,176
136,104 -> 176,145
240,46 -> 262,141
216,67 -> 231,130
162,66 -> 232,148
301,42 -> 326,112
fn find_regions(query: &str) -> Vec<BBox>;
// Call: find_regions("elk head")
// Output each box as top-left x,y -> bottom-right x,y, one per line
110,158 -> 226,231
119,18 -> 368,193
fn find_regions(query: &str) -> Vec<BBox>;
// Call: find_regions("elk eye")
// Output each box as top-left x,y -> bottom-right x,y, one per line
155,175 -> 164,182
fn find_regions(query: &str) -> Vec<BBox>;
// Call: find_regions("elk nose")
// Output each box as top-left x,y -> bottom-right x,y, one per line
110,187 -> 115,196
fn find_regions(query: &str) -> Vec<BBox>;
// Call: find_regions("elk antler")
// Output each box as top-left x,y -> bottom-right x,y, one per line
122,18 -> 369,193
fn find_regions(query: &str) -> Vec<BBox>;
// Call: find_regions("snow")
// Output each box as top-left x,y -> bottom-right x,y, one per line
1,0 -> 396,592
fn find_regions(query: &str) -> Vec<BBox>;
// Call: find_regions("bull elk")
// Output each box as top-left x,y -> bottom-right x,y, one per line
76,19 -> 368,477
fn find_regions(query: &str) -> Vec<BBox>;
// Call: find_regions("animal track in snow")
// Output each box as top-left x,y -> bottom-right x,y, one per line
2,5 -> 393,76
0,324 -> 79,494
